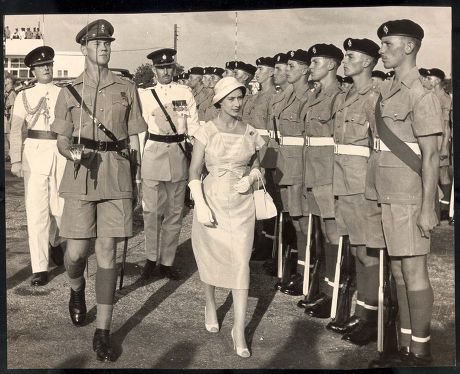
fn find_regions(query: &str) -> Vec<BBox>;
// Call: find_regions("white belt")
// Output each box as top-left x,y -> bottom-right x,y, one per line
334,144 -> 370,157
279,136 -> 304,146
256,129 -> 270,137
269,130 -> 281,139
373,138 -> 421,155
305,136 -> 335,147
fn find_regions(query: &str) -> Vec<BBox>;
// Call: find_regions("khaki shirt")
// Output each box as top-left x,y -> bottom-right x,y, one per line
366,67 -> 443,205
276,84 -> 310,185
202,89 -> 219,122
193,84 -> 209,120
241,86 -> 277,130
332,83 -> 378,196
52,70 -> 148,201
301,81 -> 342,188
434,88 -> 452,122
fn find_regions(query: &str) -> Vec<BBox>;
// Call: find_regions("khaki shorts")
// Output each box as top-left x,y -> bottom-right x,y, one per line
60,198 -> 133,239
279,184 -> 303,216
302,184 -> 335,219
365,199 -> 386,249
381,203 -> 430,257
335,194 -> 367,245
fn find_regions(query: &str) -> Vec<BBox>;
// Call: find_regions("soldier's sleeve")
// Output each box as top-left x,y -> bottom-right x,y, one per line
441,94 -> 451,122
413,91 -> 443,137
9,93 -> 26,163
127,83 -> 148,136
51,88 -> 75,139
186,89 -> 200,137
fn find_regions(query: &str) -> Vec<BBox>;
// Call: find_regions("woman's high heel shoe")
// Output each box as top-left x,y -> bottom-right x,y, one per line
204,306 -> 219,333
231,328 -> 251,358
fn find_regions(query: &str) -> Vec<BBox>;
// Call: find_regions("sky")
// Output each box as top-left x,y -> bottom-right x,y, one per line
5,6 -> 452,77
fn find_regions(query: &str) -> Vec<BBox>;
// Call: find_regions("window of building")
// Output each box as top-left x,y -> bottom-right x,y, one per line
11,58 -> 19,68
19,70 -> 28,78
57,70 -> 62,77
64,70 -> 68,77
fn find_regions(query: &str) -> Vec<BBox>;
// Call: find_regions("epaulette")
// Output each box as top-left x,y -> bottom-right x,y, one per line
15,83 -> 36,93
119,75 -> 135,84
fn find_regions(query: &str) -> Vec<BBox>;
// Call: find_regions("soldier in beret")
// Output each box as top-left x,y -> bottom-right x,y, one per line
297,44 -> 344,316
51,19 -> 147,361
272,49 -> 312,295
223,60 -> 237,77
201,67 -> 225,122
234,61 -> 257,88
371,70 -> 386,91
327,38 -> 383,346
425,68 -> 452,216
9,46 -> 66,286
368,19 -> 442,367
138,47 -> 200,282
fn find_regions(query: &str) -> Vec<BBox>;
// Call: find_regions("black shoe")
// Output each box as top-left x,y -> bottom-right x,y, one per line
140,260 -> 156,280
305,296 -> 332,318
280,273 -> 303,296
326,315 -> 362,334
368,354 -> 406,368
342,320 -> 377,345
407,352 -> 433,366
159,264 -> 181,280
49,243 -> 64,266
31,271 -> 48,286
69,281 -> 86,326
449,217 -> 454,226
93,329 -> 115,362
297,292 -> 326,310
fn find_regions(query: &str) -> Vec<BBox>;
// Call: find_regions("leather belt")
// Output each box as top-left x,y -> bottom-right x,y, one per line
148,133 -> 185,143
73,137 -> 128,152
373,138 -> 421,155
334,144 -> 370,157
305,136 -> 335,147
27,129 -> 57,140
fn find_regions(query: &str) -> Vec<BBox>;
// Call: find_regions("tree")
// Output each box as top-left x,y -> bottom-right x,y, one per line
133,63 -> 154,87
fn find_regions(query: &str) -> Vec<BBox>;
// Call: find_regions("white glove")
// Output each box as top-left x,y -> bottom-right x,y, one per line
234,168 -> 261,193
188,179 -> 215,226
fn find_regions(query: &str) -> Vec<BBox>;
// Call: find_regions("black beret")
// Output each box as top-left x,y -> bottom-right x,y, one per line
377,19 -> 424,40
182,72 -> 190,79
418,68 -> 428,77
172,75 -> 179,82
234,61 -> 257,76
308,44 -> 344,62
256,56 -> 275,68
24,46 -> 54,68
76,19 -> 115,45
203,66 -> 213,75
372,70 -> 387,80
426,68 -> 445,80
189,67 -> 204,75
273,52 -> 289,64
386,70 -> 395,79
342,76 -> 353,84
225,61 -> 237,70
343,38 -> 380,59
211,67 -> 225,77
147,48 -> 176,66
287,49 -> 310,65
336,75 -> 343,84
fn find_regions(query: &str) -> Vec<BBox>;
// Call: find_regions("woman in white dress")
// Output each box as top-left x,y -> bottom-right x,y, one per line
188,77 -> 266,358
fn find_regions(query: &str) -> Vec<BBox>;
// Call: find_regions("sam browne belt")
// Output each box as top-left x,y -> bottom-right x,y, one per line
73,137 -> 129,152
147,133 -> 185,143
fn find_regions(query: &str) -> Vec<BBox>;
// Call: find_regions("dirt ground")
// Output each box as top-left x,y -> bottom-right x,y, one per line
4,164 -> 456,369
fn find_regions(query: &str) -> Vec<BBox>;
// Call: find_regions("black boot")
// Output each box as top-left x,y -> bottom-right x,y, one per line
280,273 -> 304,296
69,281 -> 86,326
140,260 -> 156,280
326,314 -> 362,334
305,296 -> 332,318
298,292 -> 326,309
342,320 -> 377,345
93,329 -> 115,362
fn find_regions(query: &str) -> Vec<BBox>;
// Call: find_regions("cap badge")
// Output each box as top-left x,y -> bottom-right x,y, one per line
100,24 -> 105,32
290,51 -> 295,57
277,55 -> 280,61
41,52 -> 45,58
312,47 -> 316,54
427,70 -> 430,74
348,39 -> 352,47
162,54 -> 167,60
383,25 -> 389,34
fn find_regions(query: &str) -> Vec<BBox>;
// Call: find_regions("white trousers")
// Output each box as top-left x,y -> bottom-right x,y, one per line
23,170 -> 64,272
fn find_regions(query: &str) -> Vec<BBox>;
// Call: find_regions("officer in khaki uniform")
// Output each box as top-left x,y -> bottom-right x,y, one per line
425,68 -> 452,213
188,67 -> 207,120
138,48 -> 200,281
367,19 -> 442,367
273,49 -> 312,293
52,19 -> 147,361
299,44 -> 344,317
327,38 -> 382,345
10,46 -> 66,286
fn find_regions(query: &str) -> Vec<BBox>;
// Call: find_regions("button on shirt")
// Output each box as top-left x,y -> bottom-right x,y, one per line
368,67 -> 443,204
51,70 -> 148,200
332,83 -> 377,196
301,81 -> 342,188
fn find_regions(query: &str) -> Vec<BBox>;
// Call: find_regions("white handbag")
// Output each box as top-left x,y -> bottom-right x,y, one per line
253,174 -> 277,220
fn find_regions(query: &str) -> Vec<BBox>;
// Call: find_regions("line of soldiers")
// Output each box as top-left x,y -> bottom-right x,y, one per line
7,16 -> 451,366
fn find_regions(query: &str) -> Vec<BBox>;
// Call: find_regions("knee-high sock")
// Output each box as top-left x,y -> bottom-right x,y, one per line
96,267 -> 118,331
408,288 -> 434,356
64,250 -> 85,291
354,259 -> 366,319
396,284 -> 412,348
363,264 -> 379,323
324,243 -> 339,297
